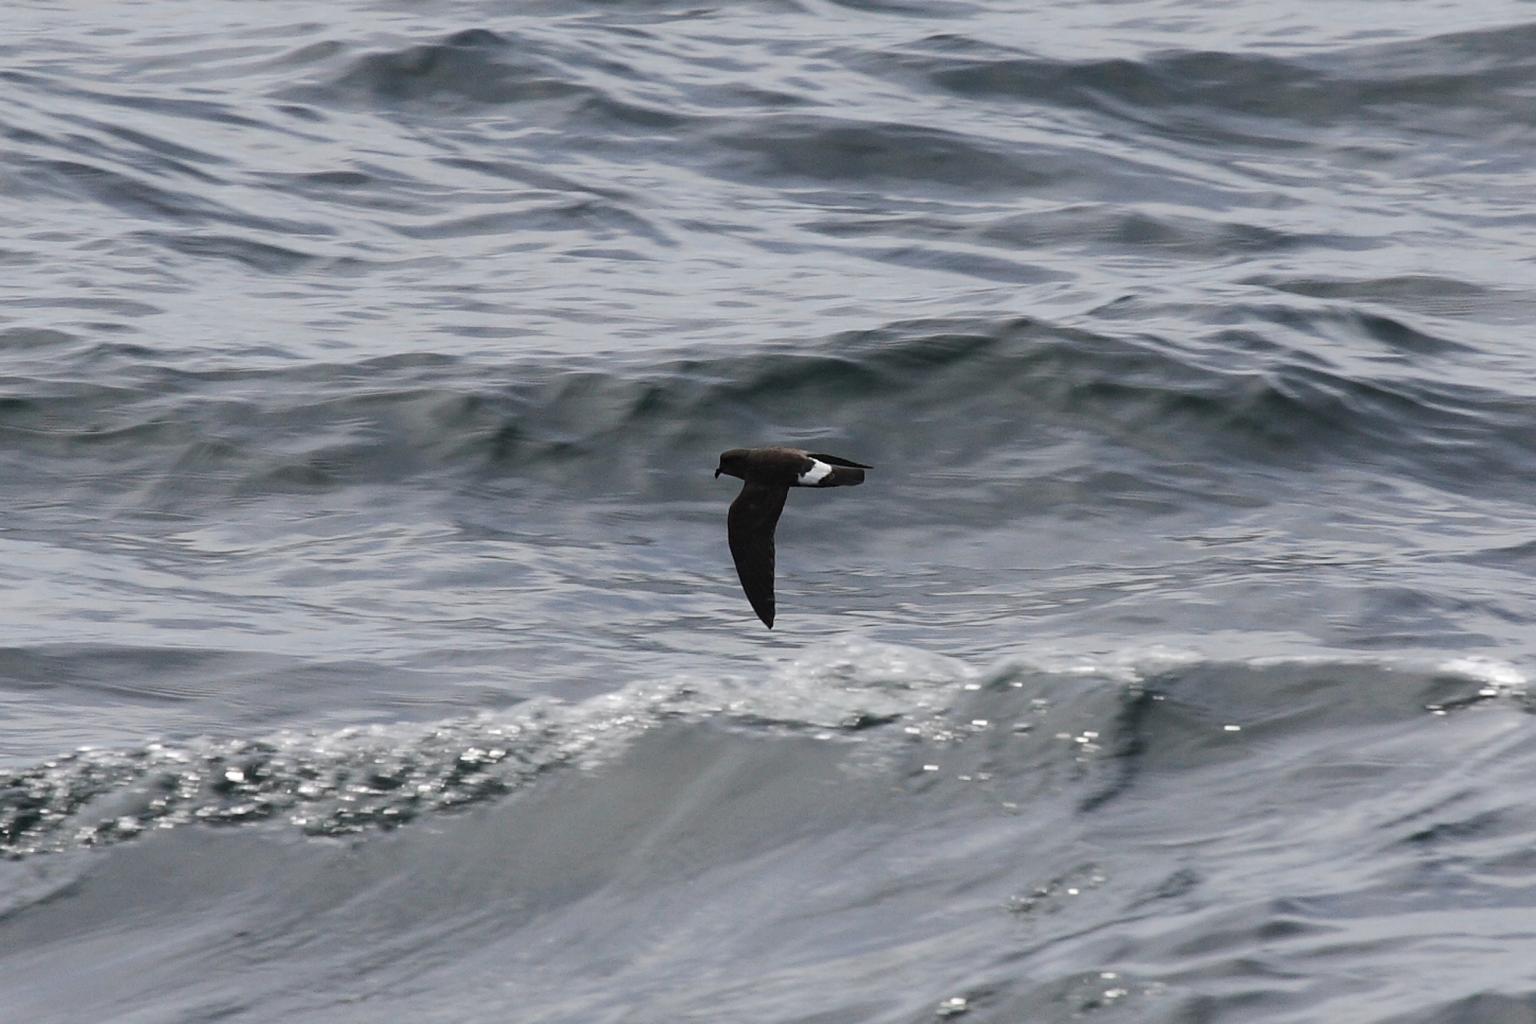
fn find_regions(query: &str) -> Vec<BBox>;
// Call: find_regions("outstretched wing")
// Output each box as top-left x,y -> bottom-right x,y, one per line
727,480 -> 789,628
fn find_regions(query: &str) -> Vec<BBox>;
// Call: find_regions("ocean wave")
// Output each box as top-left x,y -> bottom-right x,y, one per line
914,23 -> 1536,136
0,640 -> 971,857
0,312 -> 1527,528
2,645 -> 1514,859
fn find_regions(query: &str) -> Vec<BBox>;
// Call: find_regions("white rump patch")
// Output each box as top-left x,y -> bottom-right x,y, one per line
798,458 -> 833,485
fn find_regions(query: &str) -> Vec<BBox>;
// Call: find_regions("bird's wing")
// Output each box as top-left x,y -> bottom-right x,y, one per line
727,480 -> 789,628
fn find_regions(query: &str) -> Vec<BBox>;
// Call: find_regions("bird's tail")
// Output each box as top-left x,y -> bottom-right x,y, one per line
826,466 -> 865,486
807,453 -> 869,487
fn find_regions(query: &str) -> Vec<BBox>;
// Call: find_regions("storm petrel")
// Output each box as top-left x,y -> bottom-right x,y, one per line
714,447 -> 871,628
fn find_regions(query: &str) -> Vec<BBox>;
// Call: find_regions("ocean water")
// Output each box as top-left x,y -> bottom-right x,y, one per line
4,1 -> 1536,1021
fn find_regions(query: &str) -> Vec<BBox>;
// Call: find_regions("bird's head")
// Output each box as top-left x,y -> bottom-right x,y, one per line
715,448 -> 750,480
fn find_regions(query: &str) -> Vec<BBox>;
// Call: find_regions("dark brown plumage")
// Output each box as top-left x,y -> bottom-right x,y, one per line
714,446 -> 871,628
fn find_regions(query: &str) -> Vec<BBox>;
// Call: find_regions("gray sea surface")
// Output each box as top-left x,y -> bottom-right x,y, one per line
4,1 -> 1536,1021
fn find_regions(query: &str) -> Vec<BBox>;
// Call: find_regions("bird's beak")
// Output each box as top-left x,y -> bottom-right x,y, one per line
714,468 -> 721,478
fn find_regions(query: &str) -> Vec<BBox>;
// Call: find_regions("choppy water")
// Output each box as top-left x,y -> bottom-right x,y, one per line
4,1 -> 1536,1021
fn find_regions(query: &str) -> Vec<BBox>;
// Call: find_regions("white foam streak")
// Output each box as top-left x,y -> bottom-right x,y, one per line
1439,656 -> 1526,689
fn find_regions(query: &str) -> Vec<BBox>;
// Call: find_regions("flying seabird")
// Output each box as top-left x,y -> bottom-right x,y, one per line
714,446 -> 871,628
